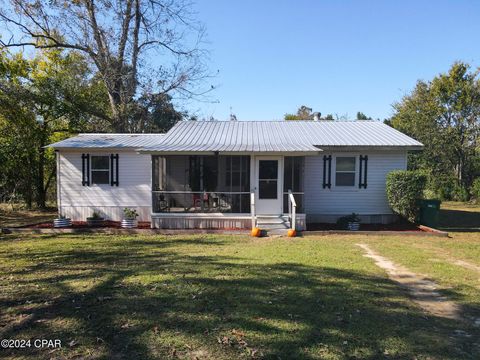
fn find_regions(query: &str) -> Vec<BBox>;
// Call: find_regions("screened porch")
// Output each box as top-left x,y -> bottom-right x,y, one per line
151,155 -> 304,214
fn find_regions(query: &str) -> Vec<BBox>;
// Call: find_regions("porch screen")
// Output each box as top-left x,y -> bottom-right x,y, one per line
152,155 -> 250,213
283,157 -> 304,212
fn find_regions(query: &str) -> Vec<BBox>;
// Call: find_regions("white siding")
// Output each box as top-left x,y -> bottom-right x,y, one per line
304,151 -> 407,223
58,150 -> 151,221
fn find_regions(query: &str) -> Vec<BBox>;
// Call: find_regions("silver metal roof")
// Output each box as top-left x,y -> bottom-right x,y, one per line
48,133 -> 166,149
139,120 -> 423,153
48,121 -> 423,152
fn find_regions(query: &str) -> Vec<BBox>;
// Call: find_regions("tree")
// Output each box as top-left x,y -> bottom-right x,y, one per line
390,62 -> 480,198
0,48 -> 108,208
128,92 -> 185,133
285,105 -> 314,120
0,0 -> 210,132
356,112 -> 372,120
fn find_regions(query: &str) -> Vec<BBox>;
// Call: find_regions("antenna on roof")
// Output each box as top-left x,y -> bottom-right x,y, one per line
229,106 -> 237,121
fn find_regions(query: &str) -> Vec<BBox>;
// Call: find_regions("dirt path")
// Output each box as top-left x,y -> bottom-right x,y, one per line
356,243 -> 462,320
452,259 -> 480,273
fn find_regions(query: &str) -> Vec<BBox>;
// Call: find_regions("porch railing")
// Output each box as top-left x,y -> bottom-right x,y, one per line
287,190 -> 297,230
250,192 -> 256,229
152,191 -> 250,213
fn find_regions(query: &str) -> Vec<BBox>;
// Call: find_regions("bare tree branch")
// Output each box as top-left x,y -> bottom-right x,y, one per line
0,0 -> 213,132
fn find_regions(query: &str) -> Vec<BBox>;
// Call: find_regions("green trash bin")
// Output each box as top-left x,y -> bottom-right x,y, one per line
419,199 -> 441,228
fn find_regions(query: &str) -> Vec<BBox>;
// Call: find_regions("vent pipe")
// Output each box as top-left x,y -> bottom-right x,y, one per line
313,112 -> 321,121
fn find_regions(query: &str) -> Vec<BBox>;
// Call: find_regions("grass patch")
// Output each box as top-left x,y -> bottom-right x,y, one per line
0,233 -> 479,359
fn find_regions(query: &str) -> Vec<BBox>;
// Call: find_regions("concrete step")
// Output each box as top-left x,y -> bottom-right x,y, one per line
261,223 -> 290,230
257,218 -> 286,225
267,228 -> 290,236
256,215 -> 292,235
256,215 -> 289,224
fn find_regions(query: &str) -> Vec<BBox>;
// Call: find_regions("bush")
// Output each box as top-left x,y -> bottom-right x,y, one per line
123,207 -> 139,219
452,184 -> 469,202
336,213 -> 360,229
386,170 -> 427,222
471,178 -> 480,202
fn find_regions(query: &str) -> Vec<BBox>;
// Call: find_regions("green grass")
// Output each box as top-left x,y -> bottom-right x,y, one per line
1,232 -> 479,359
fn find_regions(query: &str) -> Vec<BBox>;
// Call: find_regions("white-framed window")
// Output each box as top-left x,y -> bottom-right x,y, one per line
90,156 -> 110,185
335,156 -> 356,187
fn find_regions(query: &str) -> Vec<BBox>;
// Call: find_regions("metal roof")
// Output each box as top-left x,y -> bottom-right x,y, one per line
48,121 -> 423,152
139,120 -> 423,153
48,133 -> 166,149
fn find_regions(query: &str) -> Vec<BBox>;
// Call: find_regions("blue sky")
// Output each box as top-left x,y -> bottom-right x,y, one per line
188,0 -> 480,120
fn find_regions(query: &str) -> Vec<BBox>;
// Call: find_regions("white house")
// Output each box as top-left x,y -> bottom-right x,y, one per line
48,120 -> 423,231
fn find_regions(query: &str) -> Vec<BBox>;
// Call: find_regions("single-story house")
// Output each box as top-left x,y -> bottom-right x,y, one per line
48,120 -> 423,231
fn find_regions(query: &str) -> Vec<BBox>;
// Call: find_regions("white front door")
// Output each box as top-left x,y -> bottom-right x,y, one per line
255,156 -> 282,214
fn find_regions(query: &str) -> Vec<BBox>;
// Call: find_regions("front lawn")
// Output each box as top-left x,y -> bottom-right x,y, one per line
0,232 -> 479,359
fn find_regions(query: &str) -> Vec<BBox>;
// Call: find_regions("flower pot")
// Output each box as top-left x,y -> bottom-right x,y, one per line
121,219 -> 138,229
53,218 -> 72,228
348,222 -> 360,231
86,218 -> 105,227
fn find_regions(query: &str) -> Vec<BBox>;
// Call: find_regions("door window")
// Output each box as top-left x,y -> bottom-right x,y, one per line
258,160 -> 278,199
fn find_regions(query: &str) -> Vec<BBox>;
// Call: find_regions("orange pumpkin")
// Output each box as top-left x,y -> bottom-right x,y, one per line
251,227 -> 262,237
287,229 -> 297,237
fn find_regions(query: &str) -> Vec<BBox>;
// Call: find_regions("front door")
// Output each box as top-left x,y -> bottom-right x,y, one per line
255,156 -> 282,214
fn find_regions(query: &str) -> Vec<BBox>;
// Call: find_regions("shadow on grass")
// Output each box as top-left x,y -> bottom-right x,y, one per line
1,235 -> 479,359
439,209 -> 480,231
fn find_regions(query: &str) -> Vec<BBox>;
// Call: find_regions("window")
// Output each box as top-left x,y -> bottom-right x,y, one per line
91,156 -> 110,184
335,157 -> 356,187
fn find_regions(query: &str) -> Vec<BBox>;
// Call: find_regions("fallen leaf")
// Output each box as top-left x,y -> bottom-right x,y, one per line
232,329 -> 245,337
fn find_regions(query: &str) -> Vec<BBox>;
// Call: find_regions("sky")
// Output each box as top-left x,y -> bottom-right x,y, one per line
187,0 -> 480,121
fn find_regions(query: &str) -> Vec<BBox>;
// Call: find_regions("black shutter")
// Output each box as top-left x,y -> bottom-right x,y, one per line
322,155 -> 332,189
115,154 -> 119,186
110,154 -> 119,186
82,153 -> 90,186
359,155 -> 368,189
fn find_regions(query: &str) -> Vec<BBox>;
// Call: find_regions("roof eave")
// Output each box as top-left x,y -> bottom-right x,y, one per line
138,149 -> 322,155
316,145 -> 423,151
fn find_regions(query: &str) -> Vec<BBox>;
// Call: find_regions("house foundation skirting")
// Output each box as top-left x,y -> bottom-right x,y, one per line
151,213 -> 307,230
151,214 -> 252,229
306,213 -> 398,224
60,206 -> 152,222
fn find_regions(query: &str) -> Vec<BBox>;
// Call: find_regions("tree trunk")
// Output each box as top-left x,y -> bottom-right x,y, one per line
36,125 -> 48,208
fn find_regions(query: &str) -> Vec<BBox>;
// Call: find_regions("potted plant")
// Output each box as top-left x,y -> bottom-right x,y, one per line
337,213 -> 361,231
53,214 -> 72,228
121,208 -> 139,229
86,211 -> 105,227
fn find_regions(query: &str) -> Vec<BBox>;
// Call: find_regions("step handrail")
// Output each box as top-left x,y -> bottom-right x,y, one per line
288,190 -> 297,230
250,192 -> 256,228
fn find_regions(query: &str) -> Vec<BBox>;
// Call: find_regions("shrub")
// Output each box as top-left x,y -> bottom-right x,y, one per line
471,178 -> 480,203
386,170 -> 427,222
123,208 -> 139,219
452,184 -> 469,202
336,213 -> 360,230
90,211 -> 103,220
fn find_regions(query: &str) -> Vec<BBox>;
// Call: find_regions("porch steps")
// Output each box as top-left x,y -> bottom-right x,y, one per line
256,215 -> 291,235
